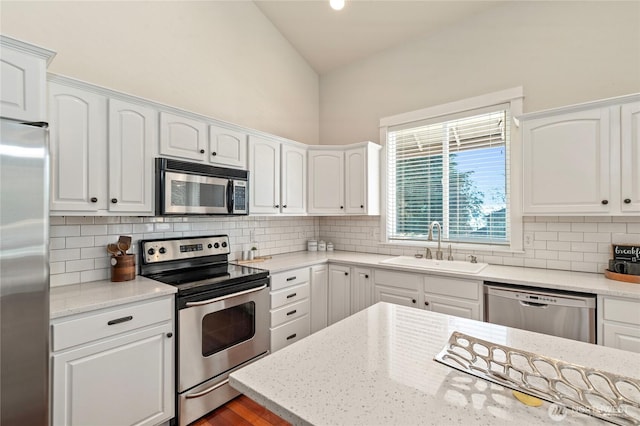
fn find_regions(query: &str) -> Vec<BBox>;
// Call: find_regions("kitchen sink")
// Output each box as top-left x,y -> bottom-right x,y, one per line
379,256 -> 488,274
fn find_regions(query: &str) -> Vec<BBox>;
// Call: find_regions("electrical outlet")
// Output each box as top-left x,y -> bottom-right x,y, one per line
524,232 -> 534,248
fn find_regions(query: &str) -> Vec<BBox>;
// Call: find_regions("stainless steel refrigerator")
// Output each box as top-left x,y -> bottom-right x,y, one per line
0,118 -> 49,425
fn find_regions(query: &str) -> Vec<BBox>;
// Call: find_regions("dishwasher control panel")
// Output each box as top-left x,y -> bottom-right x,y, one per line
515,293 -> 557,304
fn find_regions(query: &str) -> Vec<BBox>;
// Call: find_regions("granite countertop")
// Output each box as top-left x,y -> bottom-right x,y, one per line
242,251 -> 640,299
230,302 -> 640,425
50,276 -> 177,319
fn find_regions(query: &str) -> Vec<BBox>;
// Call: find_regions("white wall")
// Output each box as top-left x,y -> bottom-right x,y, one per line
319,1 -> 640,145
0,1 -> 320,144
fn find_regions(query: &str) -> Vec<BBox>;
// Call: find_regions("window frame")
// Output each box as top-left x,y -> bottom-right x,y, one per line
379,87 -> 524,253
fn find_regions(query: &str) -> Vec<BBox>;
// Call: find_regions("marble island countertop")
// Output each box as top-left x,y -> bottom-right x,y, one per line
230,302 -> 640,426
244,250 -> 640,299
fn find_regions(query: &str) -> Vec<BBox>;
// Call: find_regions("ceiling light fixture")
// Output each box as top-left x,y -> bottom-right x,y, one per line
330,0 -> 345,11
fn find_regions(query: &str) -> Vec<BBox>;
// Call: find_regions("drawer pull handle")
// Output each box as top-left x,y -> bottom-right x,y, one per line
286,333 -> 297,340
286,293 -> 297,299
286,276 -> 297,282
286,309 -> 297,316
185,379 -> 229,399
107,315 -> 133,325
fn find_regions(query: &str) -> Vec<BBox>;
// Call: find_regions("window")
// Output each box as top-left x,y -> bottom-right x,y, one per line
381,89 -> 523,250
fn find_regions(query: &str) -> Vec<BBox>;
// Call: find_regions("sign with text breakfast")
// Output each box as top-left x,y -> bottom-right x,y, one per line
612,244 -> 640,262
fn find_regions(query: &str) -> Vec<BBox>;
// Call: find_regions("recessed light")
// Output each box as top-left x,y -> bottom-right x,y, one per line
330,0 -> 345,11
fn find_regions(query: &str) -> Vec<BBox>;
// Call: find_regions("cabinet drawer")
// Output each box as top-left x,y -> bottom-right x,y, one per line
602,297 -> 640,325
270,315 -> 310,353
374,269 -> 421,290
424,276 -> 481,301
51,297 -> 172,352
270,282 -> 310,309
270,299 -> 310,328
603,322 -> 640,354
271,267 -> 310,291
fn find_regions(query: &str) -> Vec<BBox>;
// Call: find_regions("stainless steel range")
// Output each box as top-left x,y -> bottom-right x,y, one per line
139,235 -> 270,426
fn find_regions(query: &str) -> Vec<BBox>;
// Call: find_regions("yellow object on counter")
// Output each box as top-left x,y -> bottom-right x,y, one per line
512,390 -> 543,407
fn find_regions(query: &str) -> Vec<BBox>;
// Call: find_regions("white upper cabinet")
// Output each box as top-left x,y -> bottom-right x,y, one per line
208,124 -> 247,169
108,99 -> 157,213
308,150 -> 345,214
49,82 -> 108,212
49,76 -> 156,215
1,35 -> 55,122
522,95 -> 640,215
621,102 -> 640,213
308,142 -> 381,215
248,135 -> 307,215
159,112 -> 207,161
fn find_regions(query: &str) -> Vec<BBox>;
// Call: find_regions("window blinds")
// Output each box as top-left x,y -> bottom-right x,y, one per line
387,106 -> 510,245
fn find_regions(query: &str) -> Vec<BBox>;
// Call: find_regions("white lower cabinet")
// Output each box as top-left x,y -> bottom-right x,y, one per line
598,295 -> 640,353
424,276 -> 483,321
310,264 -> 328,334
373,269 -> 421,309
351,267 -> 374,313
328,264 -> 351,325
50,296 -> 175,426
270,268 -> 311,352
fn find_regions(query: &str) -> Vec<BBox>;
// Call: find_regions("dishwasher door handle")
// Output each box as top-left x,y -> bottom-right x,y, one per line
519,300 -> 548,308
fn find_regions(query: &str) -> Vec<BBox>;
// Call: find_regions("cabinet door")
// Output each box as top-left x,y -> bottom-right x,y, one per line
0,44 -> 48,122
424,293 -> 481,320
621,102 -> 640,213
522,108 -> 611,214
208,125 -> 247,169
249,136 -> 281,214
52,323 -> 174,426
159,112 -> 207,161
351,268 -> 373,314
328,265 -> 351,325
310,265 -> 328,334
49,83 -> 107,212
281,144 -> 307,214
308,150 -> 344,214
602,322 -> 640,354
374,285 -> 419,309
345,147 -> 366,214
108,99 -> 157,214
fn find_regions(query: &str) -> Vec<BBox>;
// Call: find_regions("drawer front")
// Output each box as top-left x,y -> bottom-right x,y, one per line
270,314 -> 310,353
271,267 -> 310,291
373,269 -> 421,290
52,297 -> 172,352
270,299 -> 310,328
603,322 -> 640,354
424,276 -> 481,301
602,297 -> 640,325
270,282 -> 310,309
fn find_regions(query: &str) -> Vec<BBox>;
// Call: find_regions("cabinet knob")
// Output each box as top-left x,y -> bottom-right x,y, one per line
166,332 -> 173,338
425,301 -> 429,306
624,198 -> 632,204
90,197 -> 98,203
199,149 -> 205,154
365,274 -> 369,278
412,299 -> 416,304
211,152 -> 217,156
283,205 -> 287,208
344,272 -> 348,276
111,198 -> 118,204
275,204 -> 280,208
360,205 -> 364,208
340,206 -> 344,209
601,200 -> 609,205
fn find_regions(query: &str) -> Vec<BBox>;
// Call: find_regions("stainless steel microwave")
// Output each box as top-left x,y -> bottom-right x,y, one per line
156,158 -> 248,215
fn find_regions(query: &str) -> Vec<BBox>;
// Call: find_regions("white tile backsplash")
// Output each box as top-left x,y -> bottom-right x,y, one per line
49,214 -> 640,287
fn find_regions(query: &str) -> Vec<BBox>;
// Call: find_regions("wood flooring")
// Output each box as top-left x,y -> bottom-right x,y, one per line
192,395 -> 291,426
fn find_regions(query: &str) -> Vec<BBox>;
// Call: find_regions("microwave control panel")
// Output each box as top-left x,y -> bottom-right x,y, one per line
233,181 -> 247,213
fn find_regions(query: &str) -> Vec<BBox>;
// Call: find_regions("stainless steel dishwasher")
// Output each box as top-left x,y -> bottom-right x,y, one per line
484,283 -> 596,343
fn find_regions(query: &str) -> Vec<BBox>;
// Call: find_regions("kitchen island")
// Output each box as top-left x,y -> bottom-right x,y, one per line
230,302 -> 639,425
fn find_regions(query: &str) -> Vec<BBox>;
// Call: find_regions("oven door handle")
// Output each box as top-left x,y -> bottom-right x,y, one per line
185,284 -> 268,307
185,379 -> 229,399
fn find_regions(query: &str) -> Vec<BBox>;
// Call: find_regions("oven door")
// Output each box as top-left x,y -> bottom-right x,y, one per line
178,282 -> 269,393
164,171 -> 230,214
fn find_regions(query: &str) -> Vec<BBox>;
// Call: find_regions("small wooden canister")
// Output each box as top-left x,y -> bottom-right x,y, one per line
111,254 -> 136,282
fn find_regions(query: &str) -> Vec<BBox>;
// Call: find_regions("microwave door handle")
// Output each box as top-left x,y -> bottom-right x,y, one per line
227,180 -> 234,214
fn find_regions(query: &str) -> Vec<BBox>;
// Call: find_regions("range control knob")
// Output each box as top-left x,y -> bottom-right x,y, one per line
221,241 -> 228,248
214,243 -> 220,249
147,248 -> 155,256
207,244 -> 213,249
159,247 -> 166,254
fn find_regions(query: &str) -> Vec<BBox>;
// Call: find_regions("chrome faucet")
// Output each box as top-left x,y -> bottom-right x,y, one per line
427,221 -> 443,260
